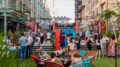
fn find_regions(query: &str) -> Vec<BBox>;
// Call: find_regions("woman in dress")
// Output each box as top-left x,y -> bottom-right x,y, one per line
108,35 -> 117,57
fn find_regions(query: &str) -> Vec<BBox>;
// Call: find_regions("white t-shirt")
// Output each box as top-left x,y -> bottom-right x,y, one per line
79,31 -> 82,36
34,36 -> 40,46
101,37 -> 109,44
72,57 -> 82,64
67,37 -> 71,45
104,37 -> 109,41
80,40 -> 86,45
36,37 -> 40,42
27,36 -> 33,45
101,38 -> 106,44
96,40 -> 100,46
47,32 -> 51,39
69,43 -> 75,50
40,33 -> 44,37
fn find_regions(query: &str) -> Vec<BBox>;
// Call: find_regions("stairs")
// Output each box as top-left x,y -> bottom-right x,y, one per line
57,27 -> 74,30
32,45 -> 97,52
80,45 -> 97,51
32,46 -> 54,52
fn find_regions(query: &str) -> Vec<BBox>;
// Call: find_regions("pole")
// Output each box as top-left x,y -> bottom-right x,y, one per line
53,0 -> 55,16
4,9 -> 7,41
115,43 -> 117,67
106,0 -> 109,35
17,46 -> 19,67
114,1 -> 119,67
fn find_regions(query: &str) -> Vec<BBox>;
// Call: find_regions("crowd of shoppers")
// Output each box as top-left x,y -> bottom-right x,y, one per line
6,26 -> 118,66
7,29 -> 52,61
58,28 -> 118,59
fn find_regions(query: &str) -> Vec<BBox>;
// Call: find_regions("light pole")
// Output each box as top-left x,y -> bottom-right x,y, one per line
115,1 -> 120,67
3,7 -> 7,41
1,0 -> 13,42
53,0 -> 55,17
2,0 -> 9,41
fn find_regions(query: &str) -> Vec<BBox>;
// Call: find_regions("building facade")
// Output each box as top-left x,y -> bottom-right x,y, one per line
75,0 -> 119,31
81,0 -> 119,24
0,0 -> 52,31
75,0 -> 85,29
75,0 -> 84,21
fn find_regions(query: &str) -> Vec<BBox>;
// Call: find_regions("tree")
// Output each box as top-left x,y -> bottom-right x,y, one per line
116,13 -> 120,26
100,9 -> 116,20
100,9 -> 117,39
116,13 -> 120,43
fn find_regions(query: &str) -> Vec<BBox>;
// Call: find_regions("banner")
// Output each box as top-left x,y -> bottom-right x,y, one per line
26,21 -> 38,31
100,20 -> 106,33
74,20 -> 79,34
52,21 -> 57,31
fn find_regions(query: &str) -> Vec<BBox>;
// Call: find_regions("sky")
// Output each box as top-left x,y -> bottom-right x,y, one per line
54,0 -> 75,23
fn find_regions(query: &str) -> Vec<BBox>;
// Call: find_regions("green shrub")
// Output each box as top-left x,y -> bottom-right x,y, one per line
0,32 -> 19,67
0,32 -> 4,45
51,34 -> 55,50
116,31 -> 120,37
107,31 -> 113,38
0,45 -> 18,67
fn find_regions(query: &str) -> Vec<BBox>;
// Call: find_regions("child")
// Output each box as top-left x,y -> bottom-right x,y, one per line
72,52 -> 83,67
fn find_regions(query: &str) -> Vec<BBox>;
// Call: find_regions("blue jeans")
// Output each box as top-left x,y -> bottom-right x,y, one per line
27,45 -> 32,57
20,46 -> 27,60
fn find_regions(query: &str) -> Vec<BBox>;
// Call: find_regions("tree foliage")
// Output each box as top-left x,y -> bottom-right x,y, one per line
100,9 -> 116,20
116,13 -> 120,24
0,32 -> 21,67
100,8 -> 120,40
